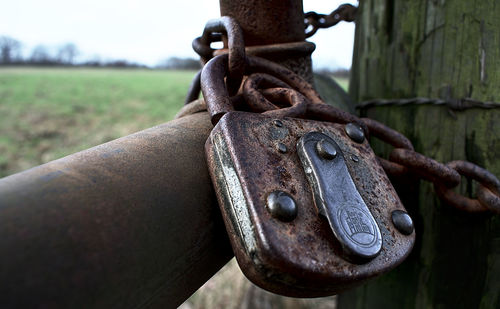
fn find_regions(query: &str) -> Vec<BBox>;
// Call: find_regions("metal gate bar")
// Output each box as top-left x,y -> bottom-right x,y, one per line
0,113 -> 232,308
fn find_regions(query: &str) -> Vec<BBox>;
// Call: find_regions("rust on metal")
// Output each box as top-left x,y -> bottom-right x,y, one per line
242,73 -> 308,118
376,157 -> 409,177
198,16 -> 245,93
213,41 -> 316,83
446,160 -> 500,192
389,149 -> 461,187
260,88 -> 308,118
199,44 -> 500,215
217,42 -> 316,59
184,69 -> 202,105
201,53 -> 324,124
194,0 -> 315,83
201,54 -> 233,124
477,186 -> 500,213
205,111 -> 415,297
2,0 -> 499,306
434,183 -> 488,213
177,98 -> 208,118
245,55 -> 322,103
307,103 -> 367,132
434,161 -> 500,214
361,117 -> 414,150
219,0 -> 306,46
304,3 -> 358,38
192,33 -> 221,63
0,113 -> 233,308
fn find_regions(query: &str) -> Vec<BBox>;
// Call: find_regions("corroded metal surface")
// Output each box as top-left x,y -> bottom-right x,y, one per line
201,51 -> 500,214
199,16 -> 245,93
213,42 -> 316,84
435,161 -> 500,213
219,0 -> 305,46
304,4 -> 358,38
361,118 -> 414,150
243,73 -> 308,118
205,112 -> 415,297
0,113 -> 232,308
390,149 -> 461,187
176,98 -> 208,118
201,54 -> 323,125
184,70 -> 202,105
192,0 -> 315,86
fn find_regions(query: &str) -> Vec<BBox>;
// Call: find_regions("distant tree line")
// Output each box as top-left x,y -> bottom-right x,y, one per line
1,35 -> 348,73
0,36 -> 84,66
0,35 -> 200,69
155,57 -> 201,70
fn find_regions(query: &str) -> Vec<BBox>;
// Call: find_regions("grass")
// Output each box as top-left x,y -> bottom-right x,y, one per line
0,67 -> 340,308
0,68 -> 351,178
0,67 -> 196,177
332,77 -> 349,91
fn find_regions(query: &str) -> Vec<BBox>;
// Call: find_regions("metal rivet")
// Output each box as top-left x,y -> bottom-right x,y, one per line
345,123 -> 365,143
277,143 -> 287,153
273,119 -> 283,127
267,191 -> 297,222
351,155 -> 359,162
391,210 -> 414,235
315,139 -> 337,160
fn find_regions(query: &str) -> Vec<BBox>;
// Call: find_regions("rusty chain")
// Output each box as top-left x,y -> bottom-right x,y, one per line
191,3 -> 358,65
189,15 -> 500,215
304,3 -> 358,38
192,16 -> 245,95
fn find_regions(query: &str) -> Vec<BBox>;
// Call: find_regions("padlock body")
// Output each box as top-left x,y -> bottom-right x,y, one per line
205,111 -> 415,297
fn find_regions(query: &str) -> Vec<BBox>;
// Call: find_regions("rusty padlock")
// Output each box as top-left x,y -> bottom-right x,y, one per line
202,54 -> 415,297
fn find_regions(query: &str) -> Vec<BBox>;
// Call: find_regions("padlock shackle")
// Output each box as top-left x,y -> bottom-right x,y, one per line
201,54 -> 233,125
200,16 -> 245,91
201,53 -> 325,125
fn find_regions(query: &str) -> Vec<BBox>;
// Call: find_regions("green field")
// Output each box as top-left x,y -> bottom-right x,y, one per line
0,68 -> 349,179
0,67 -> 344,308
333,77 -> 348,91
0,67 -> 196,177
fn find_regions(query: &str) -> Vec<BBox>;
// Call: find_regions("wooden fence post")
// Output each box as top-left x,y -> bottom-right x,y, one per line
339,0 -> 500,308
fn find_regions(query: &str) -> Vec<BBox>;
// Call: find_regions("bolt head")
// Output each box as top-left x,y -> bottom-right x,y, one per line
391,210 -> 414,235
315,139 -> 337,160
273,119 -> 283,127
277,143 -> 287,153
345,123 -> 365,143
267,191 -> 297,222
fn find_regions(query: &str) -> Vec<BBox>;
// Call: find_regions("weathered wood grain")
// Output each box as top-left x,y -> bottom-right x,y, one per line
340,1 -> 500,308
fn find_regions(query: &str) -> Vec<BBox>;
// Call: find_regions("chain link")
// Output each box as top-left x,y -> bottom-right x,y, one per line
304,4 -> 358,38
365,125 -> 500,214
192,16 -> 245,95
434,161 -> 500,213
191,15 -> 500,215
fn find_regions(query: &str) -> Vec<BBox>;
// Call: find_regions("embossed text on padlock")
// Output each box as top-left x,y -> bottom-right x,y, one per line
297,132 -> 382,262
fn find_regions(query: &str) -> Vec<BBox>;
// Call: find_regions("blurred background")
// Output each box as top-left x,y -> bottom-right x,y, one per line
0,1 -> 356,307
1,0 -> 355,70
0,0 -> 355,178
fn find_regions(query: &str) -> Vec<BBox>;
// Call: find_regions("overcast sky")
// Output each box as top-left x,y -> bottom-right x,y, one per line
0,0 -> 356,69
